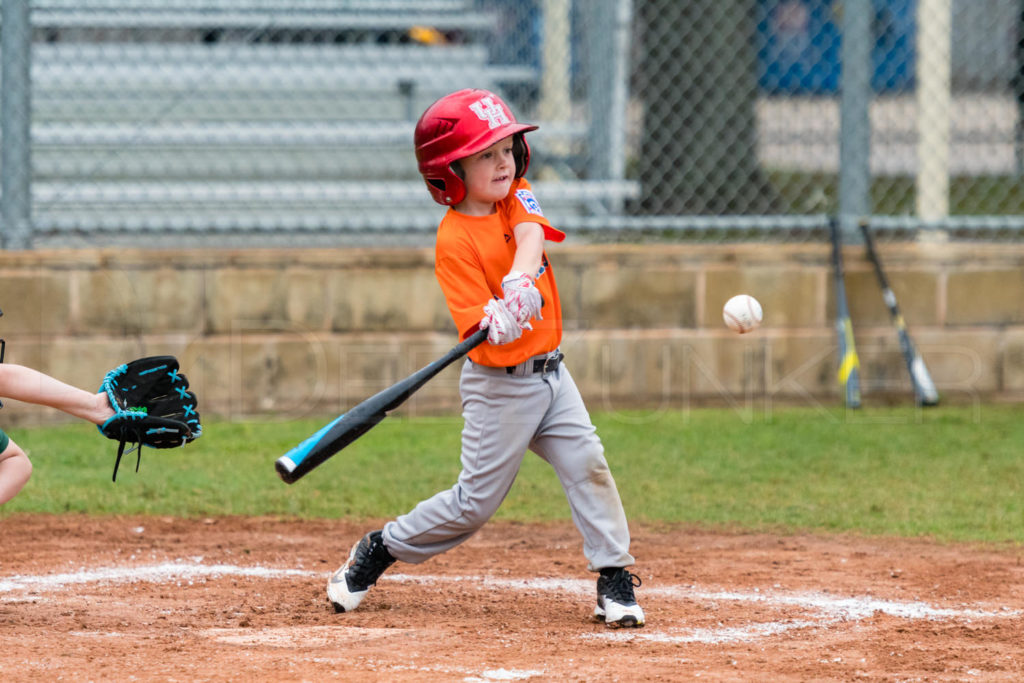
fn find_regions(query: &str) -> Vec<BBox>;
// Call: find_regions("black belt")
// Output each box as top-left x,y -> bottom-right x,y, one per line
506,350 -> 563,375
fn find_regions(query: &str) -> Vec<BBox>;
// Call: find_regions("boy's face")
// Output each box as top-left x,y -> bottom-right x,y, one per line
454,135 -> 516,215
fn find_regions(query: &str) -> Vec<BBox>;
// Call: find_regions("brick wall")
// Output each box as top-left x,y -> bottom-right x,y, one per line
1,242 -> 1022,424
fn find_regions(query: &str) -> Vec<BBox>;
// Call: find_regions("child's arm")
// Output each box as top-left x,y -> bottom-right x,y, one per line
0,364 -> 114,425
510,221 -> 545,277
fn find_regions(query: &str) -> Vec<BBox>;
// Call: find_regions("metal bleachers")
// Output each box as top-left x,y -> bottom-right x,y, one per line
11,0 -> 640,239
30,42 -> 535,180
28,0 -> 498,31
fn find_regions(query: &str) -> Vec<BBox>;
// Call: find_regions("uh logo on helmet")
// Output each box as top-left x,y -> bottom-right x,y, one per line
414,89 -> 537,206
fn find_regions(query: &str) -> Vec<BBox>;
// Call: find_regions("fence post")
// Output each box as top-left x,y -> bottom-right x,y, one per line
839,0 -> 872,235
584,0 -> 632,213
916,0 -> 952,222
538,0 -> 571,168
1,0 -> 32,249
1015,0 -> 1024,175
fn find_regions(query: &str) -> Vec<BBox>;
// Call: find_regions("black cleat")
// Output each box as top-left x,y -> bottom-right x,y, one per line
327,530 -> 396,613
594,567 -> 645,627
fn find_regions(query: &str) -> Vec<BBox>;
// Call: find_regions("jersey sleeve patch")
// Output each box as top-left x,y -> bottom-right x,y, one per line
514,189 -> 545,217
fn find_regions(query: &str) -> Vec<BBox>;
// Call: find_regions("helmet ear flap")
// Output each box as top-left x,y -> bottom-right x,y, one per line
424,167 -> 466,205
512,133 -> 531,178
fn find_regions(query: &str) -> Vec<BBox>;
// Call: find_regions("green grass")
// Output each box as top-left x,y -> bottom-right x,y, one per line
3,404 -> 1022,544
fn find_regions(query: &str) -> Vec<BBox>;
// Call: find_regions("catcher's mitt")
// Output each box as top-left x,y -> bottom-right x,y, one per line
98,355 -> 201,481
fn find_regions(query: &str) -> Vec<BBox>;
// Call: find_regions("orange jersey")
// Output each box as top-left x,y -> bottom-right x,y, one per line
435,178 -> 566,367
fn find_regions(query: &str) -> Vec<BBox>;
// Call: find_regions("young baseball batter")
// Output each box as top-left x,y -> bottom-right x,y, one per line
328,88 -> 644,627
0,363 -> 115,504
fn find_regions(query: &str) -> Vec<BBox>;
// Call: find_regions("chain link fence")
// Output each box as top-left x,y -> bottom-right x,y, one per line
2,0 -> 1024,247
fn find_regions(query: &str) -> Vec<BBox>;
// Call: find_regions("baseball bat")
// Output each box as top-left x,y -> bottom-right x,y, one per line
859,220 -> 939,406
275,328 -> 488,484
829,217 -> 862,409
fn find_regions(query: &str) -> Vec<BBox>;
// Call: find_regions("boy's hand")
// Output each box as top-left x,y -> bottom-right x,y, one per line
479,298 -> 523,345
501,271 -> 543,329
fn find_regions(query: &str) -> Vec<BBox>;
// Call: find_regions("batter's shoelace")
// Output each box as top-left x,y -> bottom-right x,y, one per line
349,533 -> 395,588
600,569 -> 642,605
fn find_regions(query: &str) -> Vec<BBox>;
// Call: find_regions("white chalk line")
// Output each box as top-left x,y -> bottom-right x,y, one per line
0,562 -> 316,595
199,625 -> 410,647
387,573 -> 1019,645
583,619 -> 827,645
2,563 -> 1018,647
385,573 -> 1018,620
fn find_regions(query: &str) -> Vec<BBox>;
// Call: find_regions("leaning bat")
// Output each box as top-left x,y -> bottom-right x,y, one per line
829,217 -> 861,409
275,328 -> 488,484
859,220 -> 939,406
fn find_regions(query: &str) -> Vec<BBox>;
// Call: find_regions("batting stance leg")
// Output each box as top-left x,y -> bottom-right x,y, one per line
328,359 -> 540,613
527,365 -> 643,627
382,361 -> 540,559
528,365 -> 634,571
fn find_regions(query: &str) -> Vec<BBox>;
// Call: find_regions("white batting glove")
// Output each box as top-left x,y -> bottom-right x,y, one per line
501,271 -> 543,329
479,298 -> 523,345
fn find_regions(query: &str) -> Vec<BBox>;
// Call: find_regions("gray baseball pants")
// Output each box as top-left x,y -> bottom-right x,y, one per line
382,355 -> 635,571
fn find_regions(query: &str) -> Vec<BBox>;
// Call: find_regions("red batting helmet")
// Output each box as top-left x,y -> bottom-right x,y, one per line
414,89 -> 537,206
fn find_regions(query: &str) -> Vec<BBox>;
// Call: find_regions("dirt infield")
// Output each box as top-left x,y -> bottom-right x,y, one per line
1,515 -> 1022,682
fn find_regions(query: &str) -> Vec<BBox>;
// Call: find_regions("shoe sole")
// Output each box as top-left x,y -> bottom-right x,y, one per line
593,606 -> 644,628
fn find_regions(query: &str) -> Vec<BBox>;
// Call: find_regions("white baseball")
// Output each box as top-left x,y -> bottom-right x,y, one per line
722,294 -> 763,334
